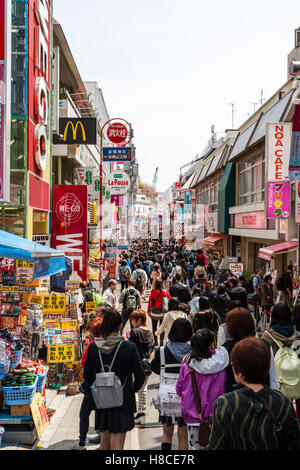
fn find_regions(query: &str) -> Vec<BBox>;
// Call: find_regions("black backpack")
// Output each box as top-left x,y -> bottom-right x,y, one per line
247,275 -> 259,294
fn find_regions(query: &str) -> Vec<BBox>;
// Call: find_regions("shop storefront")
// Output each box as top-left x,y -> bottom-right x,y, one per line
0,230 -> 90,445
1,0 -> 52,241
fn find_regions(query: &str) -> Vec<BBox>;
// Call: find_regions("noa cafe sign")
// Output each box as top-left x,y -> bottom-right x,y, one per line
266,123 -> 292,182
107,170 -> 131,195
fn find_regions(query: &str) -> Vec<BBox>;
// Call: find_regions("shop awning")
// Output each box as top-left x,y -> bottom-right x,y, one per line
203,234 -> 228,246
258,241 -> 298,261
0,230 -> 66,280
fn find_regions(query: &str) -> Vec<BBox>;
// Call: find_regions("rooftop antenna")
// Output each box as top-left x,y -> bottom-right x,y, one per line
258,89 -> 266,107
230,103 -> 237,129
250,102 -> 258,113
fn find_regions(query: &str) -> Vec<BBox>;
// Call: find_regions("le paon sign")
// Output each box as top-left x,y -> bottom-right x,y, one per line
107,170 -> 131,195
266,181 -> 290,219
52,185 -> 88,281
53,118 -> 97,145
103,147 -> 132,162
266,123 -> 292,182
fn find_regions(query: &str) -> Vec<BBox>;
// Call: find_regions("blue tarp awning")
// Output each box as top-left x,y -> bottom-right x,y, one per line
0,230 -> 66,280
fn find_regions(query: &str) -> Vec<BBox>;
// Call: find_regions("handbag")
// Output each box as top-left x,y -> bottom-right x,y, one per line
189,366 -> 212,447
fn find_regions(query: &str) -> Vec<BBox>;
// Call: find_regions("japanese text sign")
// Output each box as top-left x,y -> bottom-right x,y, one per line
47,344 -> 75,363
267,181 -> 290,219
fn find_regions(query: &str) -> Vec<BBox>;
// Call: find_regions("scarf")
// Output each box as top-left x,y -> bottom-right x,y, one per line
166,342 -> 192,363
94,333 -> 124,355
271,323 -> 295,338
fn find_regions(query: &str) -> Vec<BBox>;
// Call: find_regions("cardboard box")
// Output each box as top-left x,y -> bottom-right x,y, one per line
10,404 -> 32,417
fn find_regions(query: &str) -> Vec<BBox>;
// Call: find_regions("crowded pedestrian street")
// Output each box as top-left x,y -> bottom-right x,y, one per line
1,0 -> 300,459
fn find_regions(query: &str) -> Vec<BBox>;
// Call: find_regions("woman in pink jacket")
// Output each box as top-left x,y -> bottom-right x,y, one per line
176,329 -> 226,450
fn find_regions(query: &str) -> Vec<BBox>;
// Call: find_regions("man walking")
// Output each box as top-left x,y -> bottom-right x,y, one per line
102,279 -> 119,310
119,279 -> 141,329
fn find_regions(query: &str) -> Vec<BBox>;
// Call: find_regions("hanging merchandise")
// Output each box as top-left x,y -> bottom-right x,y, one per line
23,304 -> 44,362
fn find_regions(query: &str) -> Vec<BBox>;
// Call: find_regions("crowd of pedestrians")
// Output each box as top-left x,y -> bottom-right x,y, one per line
72,238 -> 300,451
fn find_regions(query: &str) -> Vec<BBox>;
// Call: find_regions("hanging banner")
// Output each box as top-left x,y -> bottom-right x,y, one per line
266,123 -> 292,181
266,181 -> 290,219
289,105 -> 300,179
52,185 -> 88,281
295,180 -> 300,224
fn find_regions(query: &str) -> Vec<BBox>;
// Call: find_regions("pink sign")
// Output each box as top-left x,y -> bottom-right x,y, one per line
234,211 -> 267,229
267,181 -> 290,219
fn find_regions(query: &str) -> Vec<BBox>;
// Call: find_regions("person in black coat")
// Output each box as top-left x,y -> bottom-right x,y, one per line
212,284 -> 231,324
83,310 -> 145,450
169,273 -> 192,304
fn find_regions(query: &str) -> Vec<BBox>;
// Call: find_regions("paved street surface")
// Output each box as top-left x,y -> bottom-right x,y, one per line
0,287 -> 180,451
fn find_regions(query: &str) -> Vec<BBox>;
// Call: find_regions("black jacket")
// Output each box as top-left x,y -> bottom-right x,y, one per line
83,341 -> 146,413
169,282 -> 192,304
212,294 -> 231,323
228,286 -> 248,308
129,328 -> 154,360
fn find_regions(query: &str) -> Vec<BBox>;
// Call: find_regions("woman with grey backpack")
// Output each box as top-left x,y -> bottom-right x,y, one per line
83,310 -> 145,450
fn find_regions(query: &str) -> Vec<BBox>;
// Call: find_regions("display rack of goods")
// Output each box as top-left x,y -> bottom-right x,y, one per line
14,360 -> 49,393
0,330 -> 24,371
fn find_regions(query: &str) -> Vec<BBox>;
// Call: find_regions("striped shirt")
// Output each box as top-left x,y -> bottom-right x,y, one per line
208,386 -> 300,450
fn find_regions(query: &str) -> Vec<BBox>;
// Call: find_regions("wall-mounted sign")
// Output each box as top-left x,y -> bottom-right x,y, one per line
266,123 -> 292,182
266,181 -> 290,219
32,234 -> 51,247
53,118 -> 97,145
233,211 -> 267,230
107,170 -> 131,195
103,147 -> 132,162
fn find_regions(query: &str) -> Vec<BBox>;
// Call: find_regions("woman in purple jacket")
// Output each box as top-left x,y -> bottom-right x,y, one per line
176,329 -> 226,450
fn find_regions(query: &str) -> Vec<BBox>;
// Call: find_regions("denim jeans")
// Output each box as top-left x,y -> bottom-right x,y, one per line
79,393 -> 96,447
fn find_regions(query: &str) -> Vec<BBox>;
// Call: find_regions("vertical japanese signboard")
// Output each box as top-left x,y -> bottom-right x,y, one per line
52,186 -> 88,281
295,180 -> 300,224
266,181 -> 290,219
289,105 -> 300,179
0,0 -> 11,202
266,123 -> 292,182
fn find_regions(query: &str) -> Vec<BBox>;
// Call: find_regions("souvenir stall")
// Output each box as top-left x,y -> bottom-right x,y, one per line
0,230 -> 68,445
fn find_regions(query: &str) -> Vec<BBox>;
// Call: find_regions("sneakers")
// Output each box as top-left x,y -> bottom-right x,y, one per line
69,445 -> 86,450
135,413 -> 145,425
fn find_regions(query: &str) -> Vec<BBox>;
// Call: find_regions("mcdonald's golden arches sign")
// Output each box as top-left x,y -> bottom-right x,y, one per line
53,118 -> 97,145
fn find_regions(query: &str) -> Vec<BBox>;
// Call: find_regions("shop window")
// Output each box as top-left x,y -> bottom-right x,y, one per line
239,154 -> 265,205
10,171 -> 25,205
11,0 -> 27,117
3,208 -> 25,238
10,120 -> 26,169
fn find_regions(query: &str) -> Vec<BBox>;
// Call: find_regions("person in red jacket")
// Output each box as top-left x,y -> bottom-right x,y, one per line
147,279 -> 171,346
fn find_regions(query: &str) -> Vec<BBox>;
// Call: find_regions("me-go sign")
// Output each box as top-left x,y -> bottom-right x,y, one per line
107,170 -> 131,195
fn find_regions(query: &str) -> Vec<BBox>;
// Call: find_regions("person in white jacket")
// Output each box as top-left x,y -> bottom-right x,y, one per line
155,298 -> 187,345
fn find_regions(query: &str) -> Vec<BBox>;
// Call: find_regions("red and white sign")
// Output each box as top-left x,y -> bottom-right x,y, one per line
229,263 -> 244,277
52,186 -> 88,281
266,123 -> 292,182
296,180 -> 300,224
107,123 -> 128,144
233,211 -> 267,230
28,0 -> 51,210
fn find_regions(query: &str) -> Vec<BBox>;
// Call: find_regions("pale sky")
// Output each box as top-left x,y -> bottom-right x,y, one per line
54,0 -> 300,192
